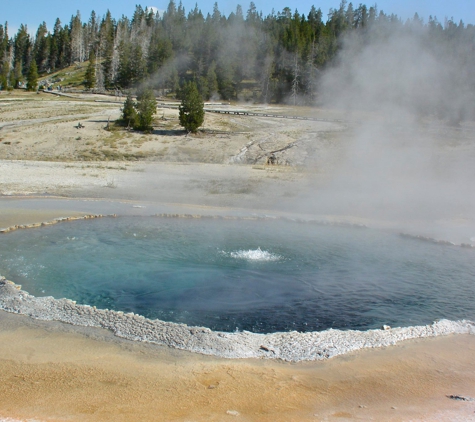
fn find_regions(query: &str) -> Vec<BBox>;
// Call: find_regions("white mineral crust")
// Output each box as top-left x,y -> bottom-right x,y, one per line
1,277 -> 473,362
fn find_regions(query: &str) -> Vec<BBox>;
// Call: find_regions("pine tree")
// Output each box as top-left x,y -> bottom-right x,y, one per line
0,64 -> 9,90
169,67 -> 180,95
216,59 -> 236,100
100,10 -> 116,89
121,92 -> 137,127
84,50 -> 96,89
116,41 -> 132,88
26,60 -> 38,91
135,88 -> 157,132
49,18 -> 62,70
0,56 -> 10,91
58,25 -> 71,68
13,24 -> 30,78
179,81 -> 204,133
34,22 -> 49,72
13,61 -> 22,88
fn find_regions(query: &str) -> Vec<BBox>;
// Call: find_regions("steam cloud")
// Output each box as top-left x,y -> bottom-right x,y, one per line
306,22 -> 475,224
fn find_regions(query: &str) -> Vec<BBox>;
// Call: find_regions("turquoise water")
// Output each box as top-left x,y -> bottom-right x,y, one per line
0,217 -> 474,333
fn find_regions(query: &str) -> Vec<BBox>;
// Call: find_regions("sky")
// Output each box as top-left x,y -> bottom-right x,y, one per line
1,0 -> 474,35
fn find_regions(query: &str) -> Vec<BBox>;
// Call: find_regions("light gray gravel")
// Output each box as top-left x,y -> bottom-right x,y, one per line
1,277 -> 473,362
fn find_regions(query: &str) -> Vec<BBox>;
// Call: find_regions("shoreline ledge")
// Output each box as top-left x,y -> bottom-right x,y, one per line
0,213 -> 116,233
1,277 -> 473,362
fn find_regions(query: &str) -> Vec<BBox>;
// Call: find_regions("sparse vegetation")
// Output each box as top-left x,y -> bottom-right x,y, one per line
105,178 -> 117,188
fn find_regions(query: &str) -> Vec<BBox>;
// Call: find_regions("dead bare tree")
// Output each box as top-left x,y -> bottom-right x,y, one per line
70,11 -> 86,63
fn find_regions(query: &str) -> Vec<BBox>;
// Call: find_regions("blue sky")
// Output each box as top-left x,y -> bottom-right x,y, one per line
2,0 -> 474,35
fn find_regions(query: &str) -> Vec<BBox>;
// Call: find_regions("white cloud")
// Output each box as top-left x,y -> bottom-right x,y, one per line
147,6 -> 164,16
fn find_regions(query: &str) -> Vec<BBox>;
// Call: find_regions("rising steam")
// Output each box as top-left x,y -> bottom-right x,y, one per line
305,22 -> 475,224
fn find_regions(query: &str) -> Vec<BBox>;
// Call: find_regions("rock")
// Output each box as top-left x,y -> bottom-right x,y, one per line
226,410 -> 240,416
447,395 -> 475,402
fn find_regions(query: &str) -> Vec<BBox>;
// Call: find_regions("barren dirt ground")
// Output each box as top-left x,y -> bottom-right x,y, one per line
0,90 -> 344,165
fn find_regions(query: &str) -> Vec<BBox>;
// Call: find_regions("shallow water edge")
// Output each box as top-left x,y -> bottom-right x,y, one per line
1,277 -> 473,362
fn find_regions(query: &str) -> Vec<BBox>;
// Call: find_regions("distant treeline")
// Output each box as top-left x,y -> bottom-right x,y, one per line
0,1 -> 474,104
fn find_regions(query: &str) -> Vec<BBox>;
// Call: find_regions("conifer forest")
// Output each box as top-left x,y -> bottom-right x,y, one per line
1,1 -> 474,108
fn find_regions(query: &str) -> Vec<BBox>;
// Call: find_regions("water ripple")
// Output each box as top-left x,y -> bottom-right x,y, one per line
223,247 -> 282,262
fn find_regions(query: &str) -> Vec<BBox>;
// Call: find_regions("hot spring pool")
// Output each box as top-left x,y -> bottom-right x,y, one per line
0,216 -> 474,333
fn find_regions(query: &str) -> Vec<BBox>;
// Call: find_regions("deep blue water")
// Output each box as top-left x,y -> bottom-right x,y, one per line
0,217 -> 474,333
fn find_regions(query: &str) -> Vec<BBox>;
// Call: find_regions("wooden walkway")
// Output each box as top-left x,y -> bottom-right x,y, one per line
156,103 -> 347,123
